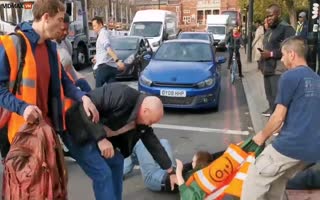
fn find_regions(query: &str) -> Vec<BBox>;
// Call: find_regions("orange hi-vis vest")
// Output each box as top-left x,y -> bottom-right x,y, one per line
186,144 -> 248,195
1,31 -> 71,143
204,153 -> 256,200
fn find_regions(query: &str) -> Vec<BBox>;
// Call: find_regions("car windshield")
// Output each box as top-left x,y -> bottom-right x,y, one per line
129,22 -> 162,37
207,26 -> 225,35
110,38 -> 138,50
178,33 -> 209,41
154,42 -> 213,62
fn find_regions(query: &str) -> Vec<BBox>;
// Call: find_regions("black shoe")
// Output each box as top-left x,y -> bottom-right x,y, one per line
261,108 -> 272,117
239,74 -> 244,78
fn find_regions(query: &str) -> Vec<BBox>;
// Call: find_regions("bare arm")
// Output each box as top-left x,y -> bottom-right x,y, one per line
253,104 -> 287,145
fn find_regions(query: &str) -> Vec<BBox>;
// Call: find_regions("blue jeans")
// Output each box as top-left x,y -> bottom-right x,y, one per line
61,133 -> 124,200
123,139 -> 174,191
95,64 -> 118,88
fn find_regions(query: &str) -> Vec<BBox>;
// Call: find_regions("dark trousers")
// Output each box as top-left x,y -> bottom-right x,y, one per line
263,74 -> 280,111
228,49 -> 243,76
95,64 -> 118,88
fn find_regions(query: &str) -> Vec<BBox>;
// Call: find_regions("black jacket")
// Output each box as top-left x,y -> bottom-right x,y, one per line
261,21 -> 295,75
65,83 -> 172,170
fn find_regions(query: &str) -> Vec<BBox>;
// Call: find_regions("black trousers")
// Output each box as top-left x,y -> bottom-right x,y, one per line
95,64 -> 118,88
0,127 -> 10,159
263,74 -> 280,111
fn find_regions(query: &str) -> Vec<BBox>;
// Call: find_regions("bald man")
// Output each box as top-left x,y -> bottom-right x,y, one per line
63,83 -> 175,200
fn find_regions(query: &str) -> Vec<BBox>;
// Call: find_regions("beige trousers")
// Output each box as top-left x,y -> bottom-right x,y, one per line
241,145 -> 307,200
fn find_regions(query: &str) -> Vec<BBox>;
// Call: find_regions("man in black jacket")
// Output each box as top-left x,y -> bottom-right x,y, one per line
259,4 -> 295,117
63,83 -> 176,200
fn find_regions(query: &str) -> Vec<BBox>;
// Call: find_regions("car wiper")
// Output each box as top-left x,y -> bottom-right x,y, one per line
194,60 -> 211,62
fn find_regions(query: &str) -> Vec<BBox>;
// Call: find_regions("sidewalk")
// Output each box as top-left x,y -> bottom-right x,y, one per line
240,49 -> 320,200
240,49 -> 268,133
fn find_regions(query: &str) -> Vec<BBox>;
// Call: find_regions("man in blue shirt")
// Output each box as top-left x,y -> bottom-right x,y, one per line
241,36 -> 320,200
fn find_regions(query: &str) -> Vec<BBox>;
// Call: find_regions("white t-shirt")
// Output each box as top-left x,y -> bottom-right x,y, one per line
56,39 -> 79,81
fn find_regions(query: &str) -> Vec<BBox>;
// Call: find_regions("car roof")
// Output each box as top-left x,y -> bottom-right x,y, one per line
111,36 -> 143,40
179,32 -> 210,35
164,39 -> 211,44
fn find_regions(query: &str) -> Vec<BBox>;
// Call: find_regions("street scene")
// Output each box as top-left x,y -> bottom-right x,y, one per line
0,0 -> 320,199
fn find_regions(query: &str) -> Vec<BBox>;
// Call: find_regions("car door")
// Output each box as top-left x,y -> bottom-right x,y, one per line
139,39 -> 151,69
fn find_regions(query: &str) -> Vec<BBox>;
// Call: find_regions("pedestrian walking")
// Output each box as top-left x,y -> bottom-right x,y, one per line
91,16 -> 125,87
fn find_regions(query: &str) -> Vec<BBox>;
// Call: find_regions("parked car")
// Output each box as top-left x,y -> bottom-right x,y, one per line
177,32 -> 215,51
110,36 -> 153,79
138,39 -> 226,110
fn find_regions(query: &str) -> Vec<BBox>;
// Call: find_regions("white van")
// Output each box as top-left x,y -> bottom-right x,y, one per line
206,15 -> 232,50
129,9 -> 178,52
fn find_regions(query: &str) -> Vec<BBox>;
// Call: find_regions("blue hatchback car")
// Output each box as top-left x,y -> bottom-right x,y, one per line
138,39 -> 226,110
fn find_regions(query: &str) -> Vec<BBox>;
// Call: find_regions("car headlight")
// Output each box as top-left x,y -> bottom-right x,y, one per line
197,77 -> 215,88
124,54 -> 135,64
140,75 -> 152,86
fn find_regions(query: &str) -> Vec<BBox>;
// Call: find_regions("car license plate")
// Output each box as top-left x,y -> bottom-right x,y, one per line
160,89 -> 186,97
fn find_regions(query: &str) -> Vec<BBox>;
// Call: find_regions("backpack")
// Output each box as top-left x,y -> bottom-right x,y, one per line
0,32 -> 27,160
2,120 -> 68,200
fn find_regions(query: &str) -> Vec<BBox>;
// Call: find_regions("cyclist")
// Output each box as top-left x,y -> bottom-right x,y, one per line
226,26 -> 244,78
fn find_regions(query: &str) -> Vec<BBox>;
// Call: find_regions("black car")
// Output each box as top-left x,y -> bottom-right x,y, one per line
110,36 -> 152,79
177,32 -> 215,50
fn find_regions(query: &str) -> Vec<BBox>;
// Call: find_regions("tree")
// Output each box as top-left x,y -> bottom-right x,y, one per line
239,0 -> 308,27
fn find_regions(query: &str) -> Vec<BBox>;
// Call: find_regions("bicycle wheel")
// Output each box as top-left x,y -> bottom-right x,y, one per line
230,66 -> 235,84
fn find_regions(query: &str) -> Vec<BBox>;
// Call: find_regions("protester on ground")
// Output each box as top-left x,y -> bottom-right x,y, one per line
91,16 -> 125,87
260,4 -> 295,117
64,83 -> 177,200
241,36 -> 320,200
175,151 -> 213,199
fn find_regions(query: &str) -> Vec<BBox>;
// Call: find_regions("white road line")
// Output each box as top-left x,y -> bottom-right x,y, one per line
152,123 -> 250,135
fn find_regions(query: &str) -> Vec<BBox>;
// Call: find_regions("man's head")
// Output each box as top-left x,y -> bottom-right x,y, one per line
32,0 -> 66,40
92,16 -> 104,34
266,4 -> 281,28
136,96 -> 164,126
56,13 -> 70,42
281,36 -> 307,69
298,12 -> 307,23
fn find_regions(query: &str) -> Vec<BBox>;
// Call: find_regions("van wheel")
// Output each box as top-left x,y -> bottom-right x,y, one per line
75,45 -> 88,70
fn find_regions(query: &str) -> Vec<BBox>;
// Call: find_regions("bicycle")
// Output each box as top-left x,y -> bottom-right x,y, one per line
230,50 -> 239,84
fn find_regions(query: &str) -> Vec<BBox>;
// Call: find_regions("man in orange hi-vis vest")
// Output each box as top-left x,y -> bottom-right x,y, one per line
241,36 -> 320,200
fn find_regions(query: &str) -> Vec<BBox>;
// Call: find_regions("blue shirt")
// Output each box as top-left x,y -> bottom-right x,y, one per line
272,66 -> 320,162
93,28 -> 117,70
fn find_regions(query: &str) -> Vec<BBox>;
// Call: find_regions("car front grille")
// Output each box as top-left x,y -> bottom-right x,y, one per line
152,82 -> 196,88
159,96 -> 194,105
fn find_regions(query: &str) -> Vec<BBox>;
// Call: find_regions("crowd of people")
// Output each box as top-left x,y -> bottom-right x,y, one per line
0,0 -> 319,200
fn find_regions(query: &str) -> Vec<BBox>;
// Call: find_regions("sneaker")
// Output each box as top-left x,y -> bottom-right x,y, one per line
261,108 -> 272,117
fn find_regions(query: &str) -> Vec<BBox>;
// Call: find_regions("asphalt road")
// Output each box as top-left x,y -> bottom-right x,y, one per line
0,51 -> 254,200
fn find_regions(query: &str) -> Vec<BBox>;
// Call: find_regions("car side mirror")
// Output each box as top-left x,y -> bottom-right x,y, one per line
143,54 -> 152,61
152,41 -> 160,47
216,56 -> 226,64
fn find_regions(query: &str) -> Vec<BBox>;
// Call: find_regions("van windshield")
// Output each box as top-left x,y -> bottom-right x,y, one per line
130,22 -> 162,38
207,26 -> 225,35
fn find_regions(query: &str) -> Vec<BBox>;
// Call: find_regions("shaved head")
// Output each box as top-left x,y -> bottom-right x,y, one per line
137,96 -> 164,125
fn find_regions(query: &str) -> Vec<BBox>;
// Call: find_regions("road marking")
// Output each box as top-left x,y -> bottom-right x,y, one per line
152,123 -> 249,135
